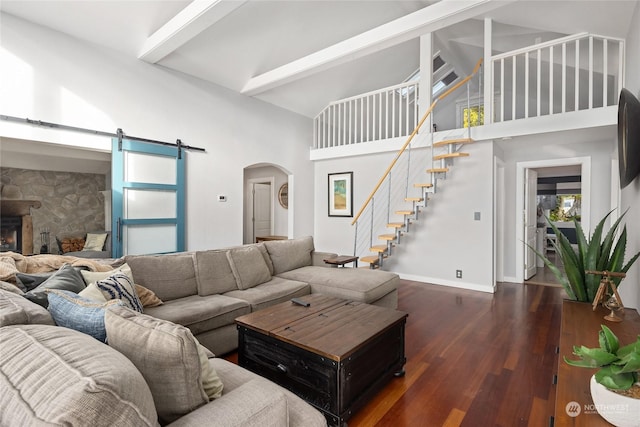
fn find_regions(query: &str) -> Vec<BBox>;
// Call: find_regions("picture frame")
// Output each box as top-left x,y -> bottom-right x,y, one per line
328,172 -> 353,217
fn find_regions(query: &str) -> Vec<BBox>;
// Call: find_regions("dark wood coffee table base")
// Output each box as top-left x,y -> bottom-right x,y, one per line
236,295 -> 407,426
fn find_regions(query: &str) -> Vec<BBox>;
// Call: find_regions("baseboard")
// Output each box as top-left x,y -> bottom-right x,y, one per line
398,273 -> 495,294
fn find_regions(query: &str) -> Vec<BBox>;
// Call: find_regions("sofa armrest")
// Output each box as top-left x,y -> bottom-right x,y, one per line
166,379 -> 288,427
311,251 -> 339,267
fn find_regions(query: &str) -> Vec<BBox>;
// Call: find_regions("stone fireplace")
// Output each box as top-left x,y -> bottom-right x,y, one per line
0,200 -> 41,254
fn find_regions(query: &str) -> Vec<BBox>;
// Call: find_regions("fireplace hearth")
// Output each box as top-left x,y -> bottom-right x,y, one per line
0,216 -> 22,252
0,200 -> 41,254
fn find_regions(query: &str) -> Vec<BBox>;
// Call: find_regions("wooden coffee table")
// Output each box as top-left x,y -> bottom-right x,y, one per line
236,294 -> 407,426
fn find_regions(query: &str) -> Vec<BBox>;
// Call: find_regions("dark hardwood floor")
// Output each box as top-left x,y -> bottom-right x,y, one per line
227,280 -> 566,426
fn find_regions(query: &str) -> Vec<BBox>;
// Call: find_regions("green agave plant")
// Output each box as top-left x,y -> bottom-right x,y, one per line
532,209 -> 640,302
565,324 -> 640,390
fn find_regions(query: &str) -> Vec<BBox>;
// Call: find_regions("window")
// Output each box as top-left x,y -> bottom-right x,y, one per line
463,105 -> 484,128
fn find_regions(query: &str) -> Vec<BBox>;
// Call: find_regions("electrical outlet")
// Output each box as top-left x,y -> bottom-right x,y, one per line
456,270 -> 462,279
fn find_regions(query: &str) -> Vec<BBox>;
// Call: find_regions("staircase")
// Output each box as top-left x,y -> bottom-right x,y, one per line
352,59 -> 483,269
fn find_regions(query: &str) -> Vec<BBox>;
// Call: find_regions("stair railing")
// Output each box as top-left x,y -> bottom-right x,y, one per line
352,58 -> 483,265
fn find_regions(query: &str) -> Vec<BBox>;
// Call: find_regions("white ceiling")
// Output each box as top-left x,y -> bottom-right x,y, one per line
1,0 -> 637,119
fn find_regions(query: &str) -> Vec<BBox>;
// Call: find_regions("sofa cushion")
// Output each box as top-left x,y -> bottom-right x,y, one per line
209,358 -> 328,427
143,294 -> 250,336
0,288 -> 55,327
125,253 -> 197,302
0,324 -> 158,427
105,306 -> 223,425
165,379 -> 289,427
46,289 -> 124,342
194,250 -> 237,295
224,277 -> 310,311
23,263 -> 87,308
277,266 -> 399,304
96,273 -> 143,312
264,236 -> 314,275
227,246 -> 272,290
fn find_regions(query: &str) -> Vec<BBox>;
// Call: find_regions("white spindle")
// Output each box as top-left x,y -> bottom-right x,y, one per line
603,39 -> 608,106
391,89 -> 395,139
619,40 -> 625,94
385,91 -> 389,139
379,92 -> 382,141
537,48 -> 541,117
525,52 -> 529,118
575,39 -> 580,111
512,56 -> 516,120
366,95 -> 370,142
549,46 -> 554,114
562,42 -> 566,113
589,36 -> 594,109
360,98 -> 364,143
500,58 -> 505,122
405,87 -> 409,135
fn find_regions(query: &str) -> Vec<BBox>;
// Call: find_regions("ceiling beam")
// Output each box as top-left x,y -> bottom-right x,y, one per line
242,0 -> 516,96
138,0 -> 247,63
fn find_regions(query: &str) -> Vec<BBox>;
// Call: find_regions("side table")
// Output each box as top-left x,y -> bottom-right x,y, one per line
323,255 -> 358,268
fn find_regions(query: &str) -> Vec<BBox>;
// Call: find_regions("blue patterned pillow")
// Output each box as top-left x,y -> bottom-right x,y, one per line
47,290 -> 123,342
96,273 -> 143,313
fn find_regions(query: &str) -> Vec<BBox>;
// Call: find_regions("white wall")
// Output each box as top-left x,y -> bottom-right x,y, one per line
500,134 -> 616,281
619,2 -> 640,311
314,141 -> 495,293
0,13 -> 314,250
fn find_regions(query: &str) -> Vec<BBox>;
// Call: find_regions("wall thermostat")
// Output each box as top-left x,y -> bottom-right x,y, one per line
217,195 -> 227,202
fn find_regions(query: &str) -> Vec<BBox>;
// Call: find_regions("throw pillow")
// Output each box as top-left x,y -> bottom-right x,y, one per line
83,233 -> 108,251
104,306 -> 224,425
96,273 -> 143,313
226,246 -> 272,289
46,289 -> 123,342
23,264 -> 87,308
15,271 -> 54,292
135,284 -> 163,308
78,282 -> 108,303
80,263 -> 134,286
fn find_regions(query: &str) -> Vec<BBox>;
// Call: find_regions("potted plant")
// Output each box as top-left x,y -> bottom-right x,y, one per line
533,210 -> 640,303
565,324 -> 640,426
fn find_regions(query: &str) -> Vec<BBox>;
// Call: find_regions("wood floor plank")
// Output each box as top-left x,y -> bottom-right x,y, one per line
225,280 -> 567,426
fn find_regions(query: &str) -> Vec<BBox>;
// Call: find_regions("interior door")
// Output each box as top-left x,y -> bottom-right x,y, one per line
253,182 -> 272,242
524,168 -> 538,280
111,138 -> 185,258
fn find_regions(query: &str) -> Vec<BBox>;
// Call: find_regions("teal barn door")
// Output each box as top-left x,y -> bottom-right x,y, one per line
111,138 -> 185,258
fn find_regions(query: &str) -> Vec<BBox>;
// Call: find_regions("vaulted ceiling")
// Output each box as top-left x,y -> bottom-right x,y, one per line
1,0 -> 638,118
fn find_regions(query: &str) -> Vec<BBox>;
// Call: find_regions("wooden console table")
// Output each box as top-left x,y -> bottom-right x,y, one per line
554,300 -> 640,426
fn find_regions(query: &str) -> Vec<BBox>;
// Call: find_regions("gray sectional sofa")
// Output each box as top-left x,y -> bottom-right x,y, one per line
125,236 -> 399,355
0,236 -> 399,426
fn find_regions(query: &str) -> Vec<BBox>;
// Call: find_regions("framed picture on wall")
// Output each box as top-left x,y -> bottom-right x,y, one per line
328,172 -> 353,217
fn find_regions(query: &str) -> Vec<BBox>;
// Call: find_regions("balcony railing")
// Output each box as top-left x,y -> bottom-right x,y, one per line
491,32 -> 625,122
313,81 -> 419,149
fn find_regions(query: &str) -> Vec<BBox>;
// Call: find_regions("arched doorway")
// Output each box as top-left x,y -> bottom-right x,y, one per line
243,164 -> 290,244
